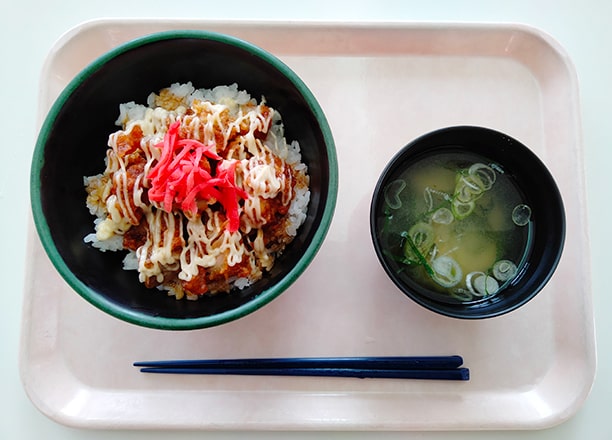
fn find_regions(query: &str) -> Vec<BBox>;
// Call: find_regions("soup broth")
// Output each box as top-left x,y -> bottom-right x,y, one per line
376,151 -> 533,303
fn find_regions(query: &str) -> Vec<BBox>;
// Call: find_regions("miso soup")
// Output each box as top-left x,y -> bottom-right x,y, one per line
376,151 -> 533,303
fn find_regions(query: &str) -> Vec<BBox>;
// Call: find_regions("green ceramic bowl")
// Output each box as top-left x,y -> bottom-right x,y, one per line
31,30 -> 337,330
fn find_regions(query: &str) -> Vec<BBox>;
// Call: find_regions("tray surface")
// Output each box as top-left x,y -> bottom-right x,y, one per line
20,19 -> 595,431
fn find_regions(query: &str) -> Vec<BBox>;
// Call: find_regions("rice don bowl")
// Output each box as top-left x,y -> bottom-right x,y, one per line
84,82 -> 310,300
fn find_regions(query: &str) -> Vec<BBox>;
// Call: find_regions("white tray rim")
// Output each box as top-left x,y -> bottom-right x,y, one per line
21,18 -> 596,432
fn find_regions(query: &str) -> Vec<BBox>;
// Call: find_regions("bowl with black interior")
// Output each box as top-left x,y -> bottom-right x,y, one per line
31,30 -> 338,330
370,126 -> 565,319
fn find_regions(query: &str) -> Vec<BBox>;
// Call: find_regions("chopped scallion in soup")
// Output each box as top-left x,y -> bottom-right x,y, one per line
377,152 -> 532,303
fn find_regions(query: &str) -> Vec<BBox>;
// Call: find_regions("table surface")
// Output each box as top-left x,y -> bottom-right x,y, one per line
3,1 -> 611,439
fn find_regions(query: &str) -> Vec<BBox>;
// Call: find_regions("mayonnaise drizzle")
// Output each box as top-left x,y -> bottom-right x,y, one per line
87,84 -> 309,295
136,209 -> 182,283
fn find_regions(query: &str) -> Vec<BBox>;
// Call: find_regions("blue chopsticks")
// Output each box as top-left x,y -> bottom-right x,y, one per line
134,355 -> 464,370
137,367 -> 469,380
134,355 -> 469,380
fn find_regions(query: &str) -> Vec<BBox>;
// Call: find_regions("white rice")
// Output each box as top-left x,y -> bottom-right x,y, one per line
84,231 -> 123,252
286,187 -> 310,237
122,251 -> 138,270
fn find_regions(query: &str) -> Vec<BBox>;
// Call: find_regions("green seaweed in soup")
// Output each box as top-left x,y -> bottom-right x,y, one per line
378,152 -> 533,303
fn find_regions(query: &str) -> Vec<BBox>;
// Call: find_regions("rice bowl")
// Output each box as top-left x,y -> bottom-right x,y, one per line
30,30 -> 338,330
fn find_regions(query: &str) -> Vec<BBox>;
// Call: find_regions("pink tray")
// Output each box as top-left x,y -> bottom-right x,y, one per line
20,19 -> 595,431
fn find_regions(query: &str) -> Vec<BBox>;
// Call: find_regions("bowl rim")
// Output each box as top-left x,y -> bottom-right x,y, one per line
30,29 -> 338,330
369,125 -> 566,319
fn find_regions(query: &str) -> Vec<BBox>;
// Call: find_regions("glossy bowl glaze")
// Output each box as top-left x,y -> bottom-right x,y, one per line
31,30 -> 338,330
370,126 -> 565,319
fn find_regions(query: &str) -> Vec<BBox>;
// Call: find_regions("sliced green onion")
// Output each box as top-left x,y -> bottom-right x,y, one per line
465,271 -> 486,295
450,288 -> 473,302
431,256 -> 462,288
468,272 -> 499,296
492,259 -> 518,281
455,181 -> 478,202
459,175 -> 482,192
432,207 -> 454,224
409,222 -> 435,249
401,231 -> 434,276
423,186 -> 434,211
451,199 -> 475,220
512,204 -> 531,226
384,179 -> 406,209
402,223 -> 435,264
451,163 -> 496,219
468,163 -> 496,191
